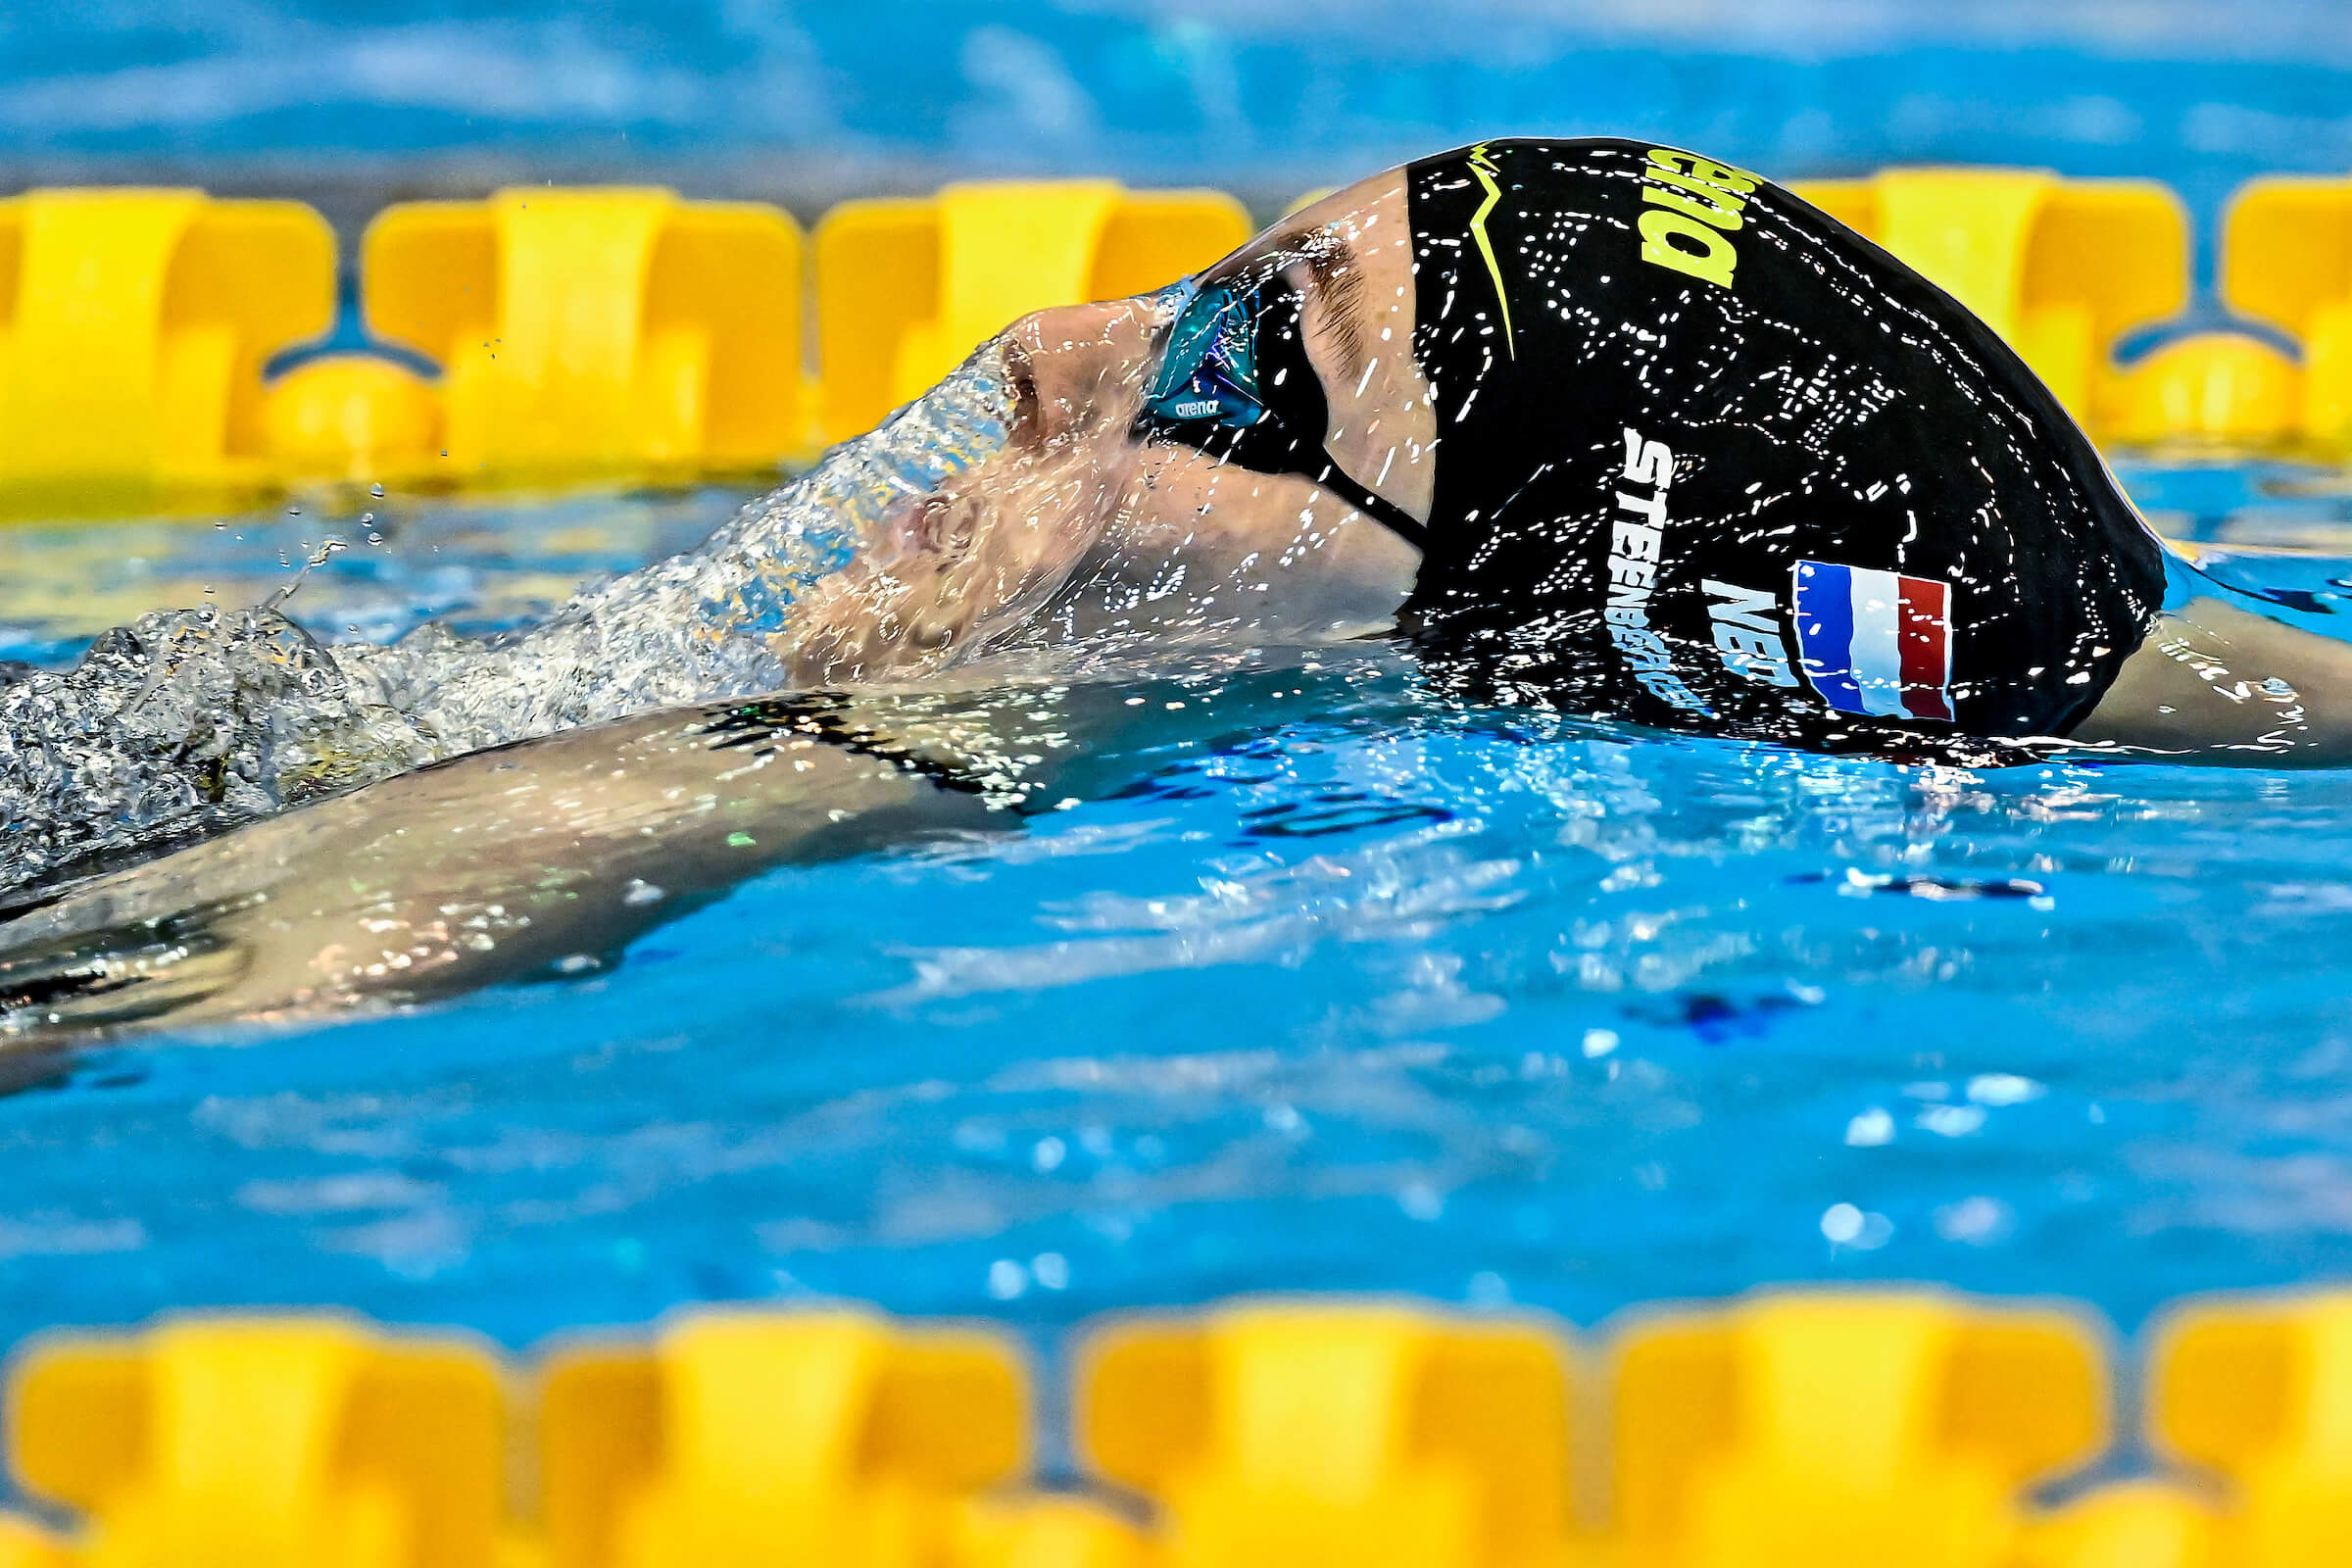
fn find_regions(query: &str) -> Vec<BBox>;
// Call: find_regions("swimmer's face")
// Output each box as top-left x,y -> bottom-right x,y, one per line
786,171 -> 1437,685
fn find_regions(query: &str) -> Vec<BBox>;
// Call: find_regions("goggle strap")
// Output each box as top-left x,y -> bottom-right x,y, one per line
1312,466 -> 1430,553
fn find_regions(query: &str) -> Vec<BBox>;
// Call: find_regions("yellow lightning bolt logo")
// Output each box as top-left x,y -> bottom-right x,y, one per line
1465,142 -> 1517,360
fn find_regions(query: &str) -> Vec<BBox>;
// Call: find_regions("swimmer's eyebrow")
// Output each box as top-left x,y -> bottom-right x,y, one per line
1198,220 -> 1373,383
1299,233 -> 1371,383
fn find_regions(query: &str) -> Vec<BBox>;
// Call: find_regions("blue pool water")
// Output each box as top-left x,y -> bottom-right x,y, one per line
4,462 -> 2352,1365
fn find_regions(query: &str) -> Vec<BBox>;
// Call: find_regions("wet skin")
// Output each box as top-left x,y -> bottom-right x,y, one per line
0,654 -> 1415,1042
0,693 -> 1003,1038
10,160 -> 2352,1043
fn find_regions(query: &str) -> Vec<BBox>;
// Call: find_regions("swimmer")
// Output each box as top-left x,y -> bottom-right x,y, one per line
7,137 -> 2352,1037
773,138 -> 2352,761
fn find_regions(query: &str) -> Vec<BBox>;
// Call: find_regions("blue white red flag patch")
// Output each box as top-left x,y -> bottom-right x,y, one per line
1790,561 -> 1954,722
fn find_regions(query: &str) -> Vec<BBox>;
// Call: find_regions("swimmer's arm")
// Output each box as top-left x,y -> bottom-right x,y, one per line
0,697 -> 1010,1034
2071,598 -> 2352,764
0,659 -> 1379,1037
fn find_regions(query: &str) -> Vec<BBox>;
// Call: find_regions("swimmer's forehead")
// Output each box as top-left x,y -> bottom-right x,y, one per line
1186,206 -> 1379,383
1187,172 -> 1411,375
1195,204 -> 1363,291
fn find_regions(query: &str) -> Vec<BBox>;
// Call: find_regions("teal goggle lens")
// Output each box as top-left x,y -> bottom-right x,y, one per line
1144,282 -> 1270,428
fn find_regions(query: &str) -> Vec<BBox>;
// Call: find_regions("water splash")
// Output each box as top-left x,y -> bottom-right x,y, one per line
0,348 -> 1021,894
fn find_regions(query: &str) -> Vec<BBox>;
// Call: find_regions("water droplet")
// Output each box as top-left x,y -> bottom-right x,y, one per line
1966,1073 -> 2043,1106
1933,1196 -> 2012,1245
1844,1107 -> 1895,1146
369,483 -> 386,498
1917,1103 -> 1986,1138
1466,1270 -> 1510,1305
1821,1202 -> 1893,1249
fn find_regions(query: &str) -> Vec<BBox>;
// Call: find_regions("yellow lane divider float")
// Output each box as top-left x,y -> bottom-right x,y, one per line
538,1309 -> 1028,1568
2215,176 -> 2352,454
1811,168 -> 2352,457
2150,1294 -> 2352,1568
10,1292 -> 2352,1565
7,1315 -> 501,1568
340,187 -> 802,482
1079,1301 -> 1572,1567
0,179 -> 1244,516
813,181 -> 1250,442
6,169 -> 2352,519
1788,169 -> 2190,445
2085,175 -> 2344,453
0,189 -> 333,512
304,178 -> 1247,482
1614,1292 -> 2102,1568
262,186 -> 806,487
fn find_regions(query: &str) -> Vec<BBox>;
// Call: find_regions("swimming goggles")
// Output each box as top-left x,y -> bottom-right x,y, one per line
1139,274 -> 1430,551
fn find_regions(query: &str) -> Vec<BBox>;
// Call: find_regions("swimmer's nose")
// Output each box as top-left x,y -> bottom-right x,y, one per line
1000,299 -> 1158,446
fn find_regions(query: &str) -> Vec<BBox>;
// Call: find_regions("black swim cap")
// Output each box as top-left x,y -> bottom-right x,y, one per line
1400,138 -> 2166,744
